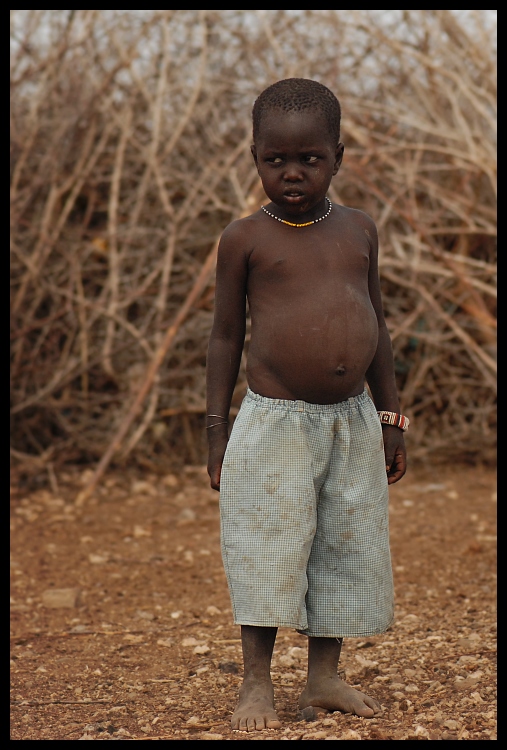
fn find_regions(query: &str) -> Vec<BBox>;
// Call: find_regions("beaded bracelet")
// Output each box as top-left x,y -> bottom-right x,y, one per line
377,411 -> 410,431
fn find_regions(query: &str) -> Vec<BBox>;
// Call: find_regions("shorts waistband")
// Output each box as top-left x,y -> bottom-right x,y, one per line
244,388 -> 370,414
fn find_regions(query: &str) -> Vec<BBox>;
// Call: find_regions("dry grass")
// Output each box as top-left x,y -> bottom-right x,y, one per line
10,10 -> 496,488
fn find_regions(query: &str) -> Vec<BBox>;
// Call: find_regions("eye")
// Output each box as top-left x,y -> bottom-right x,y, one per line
306,155 -> 319,163
270,157 -> 283,164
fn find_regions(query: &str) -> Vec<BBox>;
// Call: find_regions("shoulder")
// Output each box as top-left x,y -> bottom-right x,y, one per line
217,211 -> 264,259
334,203 -> 377,232
221,210 -> 265,239
333,203 -> 378,247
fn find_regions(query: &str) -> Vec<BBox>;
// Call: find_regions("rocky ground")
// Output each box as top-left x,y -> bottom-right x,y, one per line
10,461 -> 496,740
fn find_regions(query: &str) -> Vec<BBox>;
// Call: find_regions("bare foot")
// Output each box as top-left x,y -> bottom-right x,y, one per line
299,675 -> 382,718
231,679 -> 282,732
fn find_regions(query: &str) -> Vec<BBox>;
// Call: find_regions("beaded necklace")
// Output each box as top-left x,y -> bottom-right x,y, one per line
261,197 -> 332,228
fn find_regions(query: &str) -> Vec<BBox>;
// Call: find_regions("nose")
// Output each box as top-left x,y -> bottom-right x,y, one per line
283,161 -> 304,181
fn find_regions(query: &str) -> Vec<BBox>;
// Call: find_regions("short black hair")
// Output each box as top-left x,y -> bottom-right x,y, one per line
252,78 -> 341,144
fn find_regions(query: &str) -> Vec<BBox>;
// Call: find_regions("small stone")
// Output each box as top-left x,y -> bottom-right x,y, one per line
443,720 -> 460,731
69,624 -> 89,633
41,588 -> 81,608
414,725 -> 430,738
178,508 -> 196,522
339,729 -> 361,740
133,525 -> 151,538
163,474 -> 179,488
182,637 -> 199,647
206,605 -> 221,616
392,691 -> 406,700
88,553 -> 109,564
470,691 -> 485,704
322,718 -> 337,727
301,706 -> 328,721
218,661 -> 239,674
186,716 -> 201,725
171,610 -> 183,619
135,610 -> 155,620
131,480 -> 157,496
405,684 -> 420,692
193,644 -> 210,655
157,639 -> 172,648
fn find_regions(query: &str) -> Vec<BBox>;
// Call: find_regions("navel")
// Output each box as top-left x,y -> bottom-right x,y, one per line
335,365 -> 346,376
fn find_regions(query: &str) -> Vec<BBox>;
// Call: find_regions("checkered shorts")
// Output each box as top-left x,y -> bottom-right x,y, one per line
219,389 -> 394,638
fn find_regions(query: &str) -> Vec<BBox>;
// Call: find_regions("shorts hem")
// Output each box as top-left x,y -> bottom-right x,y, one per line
234,619 -> 308,630
296,618 -> 395,639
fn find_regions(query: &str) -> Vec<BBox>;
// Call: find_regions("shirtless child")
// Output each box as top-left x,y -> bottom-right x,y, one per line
206,78 -> 408,732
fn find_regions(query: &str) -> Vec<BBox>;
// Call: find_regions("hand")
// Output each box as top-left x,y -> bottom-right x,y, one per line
207,435 -> 228,491
382,425 -> 407,485
207,460 -> 222,491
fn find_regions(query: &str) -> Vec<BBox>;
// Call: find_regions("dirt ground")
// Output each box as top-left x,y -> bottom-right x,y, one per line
10,460 -> 496,741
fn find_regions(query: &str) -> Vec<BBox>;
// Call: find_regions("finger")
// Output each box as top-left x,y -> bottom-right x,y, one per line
210,467 -> 221,491
387,453 -> 406,484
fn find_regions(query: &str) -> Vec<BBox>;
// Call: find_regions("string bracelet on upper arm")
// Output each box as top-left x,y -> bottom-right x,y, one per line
377,411 -> 410,431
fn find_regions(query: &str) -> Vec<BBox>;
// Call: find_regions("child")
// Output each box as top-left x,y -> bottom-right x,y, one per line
206,78 -> 407,732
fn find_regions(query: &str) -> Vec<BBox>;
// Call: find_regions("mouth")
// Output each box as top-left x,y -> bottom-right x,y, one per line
284,191 -> 305,203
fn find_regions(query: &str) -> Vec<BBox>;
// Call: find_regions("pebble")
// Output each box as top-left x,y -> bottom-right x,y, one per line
136,610 -> 155,620
339,729 -> 361,740
133,525 -> 151,538
206,605 -> 221,615
131,480 -> 157,496
178,508 -> 196,524
88,553 -> 109,564
193,644 -> 210,655
413,725 -> 430,738
41,588 -> 80,608
443,720 -> 460,731
200,733 -> 223,740
182,637 -> 199,647
157,639 -> 172,648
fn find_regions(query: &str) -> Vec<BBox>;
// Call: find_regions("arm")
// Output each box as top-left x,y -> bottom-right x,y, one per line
206,222 -> 249,490
364,220 -> 407,485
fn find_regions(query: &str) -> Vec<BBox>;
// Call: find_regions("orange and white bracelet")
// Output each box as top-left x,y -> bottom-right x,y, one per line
377,411 -> 410,431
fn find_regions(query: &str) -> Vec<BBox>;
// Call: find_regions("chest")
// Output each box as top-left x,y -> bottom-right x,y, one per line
248,232 -> 371,287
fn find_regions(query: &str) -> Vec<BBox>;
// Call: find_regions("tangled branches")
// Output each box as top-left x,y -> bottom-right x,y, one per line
10,10 -> 496,480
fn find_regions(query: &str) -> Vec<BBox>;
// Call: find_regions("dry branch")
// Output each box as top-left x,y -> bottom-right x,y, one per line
10,10 -> 496,480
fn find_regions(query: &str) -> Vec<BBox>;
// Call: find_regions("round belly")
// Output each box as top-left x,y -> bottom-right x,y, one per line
247,297 -> 379,403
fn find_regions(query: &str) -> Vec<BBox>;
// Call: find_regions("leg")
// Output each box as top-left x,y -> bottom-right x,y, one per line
231,625 -> 282,732
298,637 -> 382,718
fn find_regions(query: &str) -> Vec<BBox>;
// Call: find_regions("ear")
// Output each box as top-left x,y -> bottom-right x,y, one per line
250,144 -> 258,168
333,142 -> 344,175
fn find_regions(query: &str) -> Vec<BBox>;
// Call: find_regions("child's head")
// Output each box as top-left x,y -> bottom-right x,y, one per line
252,78 -> 341,146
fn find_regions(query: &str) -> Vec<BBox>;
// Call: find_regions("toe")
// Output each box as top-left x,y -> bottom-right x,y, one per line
357,704 -> 375,718
255,716 -> 265,730
238,716 -> 248,732
266,718 -> 282,729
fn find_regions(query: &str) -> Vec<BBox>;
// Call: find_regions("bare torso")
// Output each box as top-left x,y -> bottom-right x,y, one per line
244,204 -> 379,404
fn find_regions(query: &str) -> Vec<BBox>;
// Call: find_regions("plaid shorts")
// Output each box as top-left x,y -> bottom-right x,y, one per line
219,389 -> 394,638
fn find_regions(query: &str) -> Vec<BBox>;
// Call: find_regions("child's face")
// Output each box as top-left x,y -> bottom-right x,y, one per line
252,110 -> 343,217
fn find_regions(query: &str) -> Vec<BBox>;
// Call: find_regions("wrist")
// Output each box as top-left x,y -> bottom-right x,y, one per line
377,410 -> 409,432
